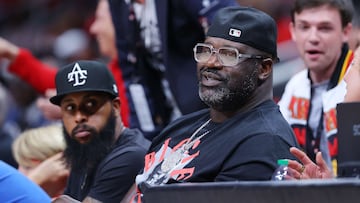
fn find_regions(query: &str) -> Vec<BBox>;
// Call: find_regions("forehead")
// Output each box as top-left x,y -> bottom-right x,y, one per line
61,91 -> 107,103
294,5 -> 342,25
204,37 -> 257,52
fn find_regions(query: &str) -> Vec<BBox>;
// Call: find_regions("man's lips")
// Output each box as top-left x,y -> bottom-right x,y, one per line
74,130 -> 91,138
305,49 -> 323,60
201,71 -> 223,86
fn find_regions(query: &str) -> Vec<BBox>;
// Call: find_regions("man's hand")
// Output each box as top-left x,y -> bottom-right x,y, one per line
36,89 -> 62,120
28,152 -> 69,197
0,37 -> 19,61
287,147 -> 334,179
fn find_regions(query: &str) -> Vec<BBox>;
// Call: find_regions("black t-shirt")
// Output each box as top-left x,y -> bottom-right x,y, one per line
64,128 -> 150,203
136,100 -> 299,188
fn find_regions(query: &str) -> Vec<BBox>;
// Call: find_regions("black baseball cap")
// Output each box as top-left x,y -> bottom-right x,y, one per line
50,60 -> 118,105
206,6 -> 278,59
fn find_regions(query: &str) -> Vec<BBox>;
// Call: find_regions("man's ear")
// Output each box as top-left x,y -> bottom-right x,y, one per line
112,98 -> 121,116
259,58 -> 273,80
289,22 -> 296,41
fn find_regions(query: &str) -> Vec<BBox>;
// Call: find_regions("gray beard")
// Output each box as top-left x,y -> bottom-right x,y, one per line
199,71 -> 258,111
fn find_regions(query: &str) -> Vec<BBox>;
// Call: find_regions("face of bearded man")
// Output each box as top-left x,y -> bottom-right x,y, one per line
63,110 -> 116,173
198,60 -> 260,112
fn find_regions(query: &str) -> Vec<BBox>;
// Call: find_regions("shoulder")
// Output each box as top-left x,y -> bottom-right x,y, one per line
119,128 -> 151,150
237,101 -> 297,146
164,109 -> 209,129
285,69 -> 309,88
92,129 -> 150,173
150,109 -> 209,145
0,161 -> 51,202
278,69 -> 310,106
101,129 -> 150,166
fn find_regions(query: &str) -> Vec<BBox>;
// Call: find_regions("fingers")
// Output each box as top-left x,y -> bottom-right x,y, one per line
287,167 -> 300,179
315,152 -> 326,168
290,147 -> 314,165
299,164 -> 305,174
49,152 -> 63,160
45,89 -> 57,97
287,159 -> 303,171
287,159 -> 307,180
315,152 -> 334,179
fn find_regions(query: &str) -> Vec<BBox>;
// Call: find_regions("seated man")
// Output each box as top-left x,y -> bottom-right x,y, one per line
288,47 -> 360,180
124,6 -> 299,202
50,60 -> 150,203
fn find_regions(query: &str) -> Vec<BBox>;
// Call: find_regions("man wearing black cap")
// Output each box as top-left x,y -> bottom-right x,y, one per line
123,6 -> 299,202
50,60 -> 150,203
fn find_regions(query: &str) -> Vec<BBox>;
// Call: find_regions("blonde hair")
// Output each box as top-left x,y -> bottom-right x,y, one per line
12,124 -> 66,168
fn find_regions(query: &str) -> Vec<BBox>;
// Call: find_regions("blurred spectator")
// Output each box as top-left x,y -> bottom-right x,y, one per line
0,160 -> 51,202
285,0 -> 360,181
0,0 -> 130,127
109,0 -> 238,139
0,0 -> 131,174
349,0 -> 360,51
53,28 -> 93,65
278,0 -> 354,174
0,0 -> 97,59
0,83 -> 18,167
0,0 -> 100,140
344,0 -> 360,102
12,124 -> 68,198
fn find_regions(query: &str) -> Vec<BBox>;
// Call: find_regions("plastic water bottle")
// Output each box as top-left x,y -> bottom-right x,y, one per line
271,159 -> 291,181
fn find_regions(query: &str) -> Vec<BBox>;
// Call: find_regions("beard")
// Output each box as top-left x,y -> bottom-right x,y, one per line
199,66 -> 259,111
63,111 -> 116,173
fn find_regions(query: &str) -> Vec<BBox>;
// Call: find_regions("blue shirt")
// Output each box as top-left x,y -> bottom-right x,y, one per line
0,161 -> 51,203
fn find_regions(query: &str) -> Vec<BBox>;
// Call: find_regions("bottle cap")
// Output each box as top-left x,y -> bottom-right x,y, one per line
277,159 -> 288,165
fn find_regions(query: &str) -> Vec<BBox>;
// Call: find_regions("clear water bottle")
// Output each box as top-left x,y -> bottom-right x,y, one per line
271,159 -> 291,181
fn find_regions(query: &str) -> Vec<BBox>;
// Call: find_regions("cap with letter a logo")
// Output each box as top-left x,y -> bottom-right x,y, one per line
50,60 -> 118,105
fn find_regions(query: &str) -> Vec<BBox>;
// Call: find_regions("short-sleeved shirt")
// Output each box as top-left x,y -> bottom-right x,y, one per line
64,128 -> 150,203
136,100 -> 299,189
0,161 -> 51,202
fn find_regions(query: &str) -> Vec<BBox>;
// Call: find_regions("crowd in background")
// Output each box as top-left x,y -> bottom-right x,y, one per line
0,0 -> 359,202
0,0 -> 98,157
0,0 -> 297,148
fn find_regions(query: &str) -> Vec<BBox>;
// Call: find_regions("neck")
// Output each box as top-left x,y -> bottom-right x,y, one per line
114,117 -> 125,141
309,66 -> 336,84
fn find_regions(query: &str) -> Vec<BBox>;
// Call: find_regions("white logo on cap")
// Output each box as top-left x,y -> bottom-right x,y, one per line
113,84 -> 118,94
67,62 -> 88,86
229,28 -> 241,37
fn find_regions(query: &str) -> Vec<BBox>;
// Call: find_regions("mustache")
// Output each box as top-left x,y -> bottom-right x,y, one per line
200,66 -> 219,74
199,67 -> 228,82
71,124 -> 96,137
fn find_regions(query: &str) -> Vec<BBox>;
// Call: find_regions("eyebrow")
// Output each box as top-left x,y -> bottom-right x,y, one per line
296,19 -> 335,26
